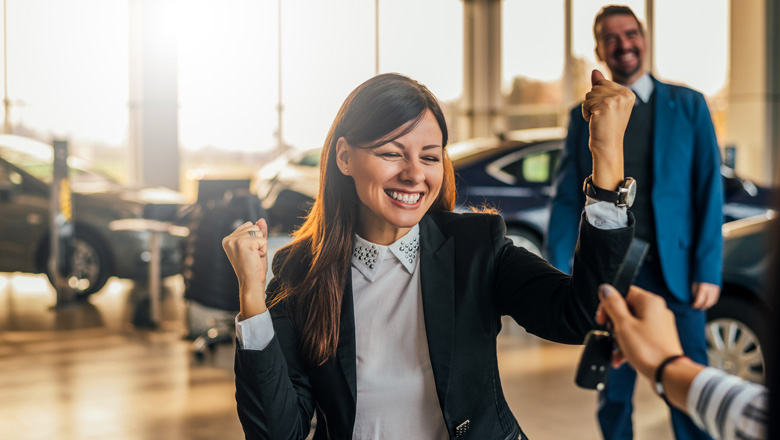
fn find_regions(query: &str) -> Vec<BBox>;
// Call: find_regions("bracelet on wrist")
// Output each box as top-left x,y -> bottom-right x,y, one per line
654,354 -> 687,405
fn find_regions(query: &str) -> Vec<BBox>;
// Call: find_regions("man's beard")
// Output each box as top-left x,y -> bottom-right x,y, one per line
610,48 -> 643,80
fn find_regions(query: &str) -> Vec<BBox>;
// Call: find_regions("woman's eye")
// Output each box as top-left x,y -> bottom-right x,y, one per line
379,152 -> 402,158
422,156 -> 441,163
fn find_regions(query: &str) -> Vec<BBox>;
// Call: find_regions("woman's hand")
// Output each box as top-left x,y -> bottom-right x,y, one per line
595,284 -> 683,379
222,219 -> 269,320
583,69 -> 635,191
597,284 -> 708,411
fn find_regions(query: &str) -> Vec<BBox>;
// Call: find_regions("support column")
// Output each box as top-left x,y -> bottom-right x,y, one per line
727,0 -> 780,184
563,0 -> 574,107
645,0 -> 655,74
128,0 -> 180,190
459,0 -> 504,141
766,0 -> 780,184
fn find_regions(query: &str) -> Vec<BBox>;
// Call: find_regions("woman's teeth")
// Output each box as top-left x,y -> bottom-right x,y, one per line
386,190 -> 421,204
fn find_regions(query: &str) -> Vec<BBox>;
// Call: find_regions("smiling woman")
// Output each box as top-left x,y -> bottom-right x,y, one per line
219,71 -> 642,439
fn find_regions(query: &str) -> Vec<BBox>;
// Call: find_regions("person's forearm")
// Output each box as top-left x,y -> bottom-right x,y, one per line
239,284 -> 268,321
591,151 -> 624,192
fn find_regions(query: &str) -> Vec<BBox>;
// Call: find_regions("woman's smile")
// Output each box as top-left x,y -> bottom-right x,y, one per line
384,189 -> 423,206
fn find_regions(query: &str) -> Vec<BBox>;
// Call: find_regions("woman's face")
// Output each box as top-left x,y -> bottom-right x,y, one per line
338,109 -> 444,244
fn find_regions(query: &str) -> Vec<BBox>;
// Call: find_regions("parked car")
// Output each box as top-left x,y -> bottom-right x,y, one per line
448,128 -> 567,255
251,129 -> 773,256
707,212 -> 776,384
0,135 -> 190,298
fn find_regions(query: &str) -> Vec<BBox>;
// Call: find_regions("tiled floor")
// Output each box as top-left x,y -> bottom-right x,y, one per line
0,268 -> 674,440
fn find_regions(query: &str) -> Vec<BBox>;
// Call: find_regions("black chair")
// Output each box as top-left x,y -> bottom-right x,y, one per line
183,187 -> 264,361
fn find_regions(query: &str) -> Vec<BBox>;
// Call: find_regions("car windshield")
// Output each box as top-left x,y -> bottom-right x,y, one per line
0,146 -> 119,188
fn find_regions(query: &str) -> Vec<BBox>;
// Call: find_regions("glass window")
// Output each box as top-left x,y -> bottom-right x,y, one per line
178,0 -> 280,152
7,1 -> 129,147
502,0 -> 566,130
522,151 -> 552,183
653,0 -> 729,140
379,0 -> 463,104
500,148 -> 560,185
653,0 -> 729,97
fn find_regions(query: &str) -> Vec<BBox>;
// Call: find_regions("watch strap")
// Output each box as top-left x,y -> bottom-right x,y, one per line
654,354 -> 687,405
584,175 -> 620,204
583,175 -> 636,207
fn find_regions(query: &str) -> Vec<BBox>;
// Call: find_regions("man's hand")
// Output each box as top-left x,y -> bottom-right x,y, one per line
691,282 -> 720,310
582,69 -> 635,191
596,284 -> 683,379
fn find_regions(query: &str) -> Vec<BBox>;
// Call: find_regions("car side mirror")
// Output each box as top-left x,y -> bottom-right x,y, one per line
0,166 -> 22,202
0,182 -> 15,202
739,179 -> 759,197
722,165 -> 759,198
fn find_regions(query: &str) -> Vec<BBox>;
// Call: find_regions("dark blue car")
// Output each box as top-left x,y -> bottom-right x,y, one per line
707,213 -> 776,384
450,128 -> 773,257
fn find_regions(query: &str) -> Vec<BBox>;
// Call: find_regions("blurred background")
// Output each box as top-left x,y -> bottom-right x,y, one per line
1,0 -> 778,439
7,0 -> 775,193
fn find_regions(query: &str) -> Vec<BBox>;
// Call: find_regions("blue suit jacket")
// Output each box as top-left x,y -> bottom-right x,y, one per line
546,76 -> 723,302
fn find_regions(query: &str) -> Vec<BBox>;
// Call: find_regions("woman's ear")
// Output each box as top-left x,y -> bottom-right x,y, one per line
335,137 -> 351,175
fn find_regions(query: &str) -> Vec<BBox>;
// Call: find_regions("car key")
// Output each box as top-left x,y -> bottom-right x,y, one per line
575,238 -> 649,390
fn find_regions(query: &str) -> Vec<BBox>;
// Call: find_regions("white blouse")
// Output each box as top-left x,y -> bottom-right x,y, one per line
349,225 -> 448,439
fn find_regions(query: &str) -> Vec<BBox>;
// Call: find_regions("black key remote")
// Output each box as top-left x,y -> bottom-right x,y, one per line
574,238 -> 649,390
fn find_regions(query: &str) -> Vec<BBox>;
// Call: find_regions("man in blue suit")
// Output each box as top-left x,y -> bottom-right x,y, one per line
546,5 -> 723,440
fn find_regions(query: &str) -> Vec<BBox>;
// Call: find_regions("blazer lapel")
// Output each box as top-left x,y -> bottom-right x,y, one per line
419,215 -> 456,413
651,78 -> 676,184
336,272 -> 357,403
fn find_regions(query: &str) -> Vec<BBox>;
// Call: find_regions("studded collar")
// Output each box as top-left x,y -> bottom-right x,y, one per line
351,224 -> 420,282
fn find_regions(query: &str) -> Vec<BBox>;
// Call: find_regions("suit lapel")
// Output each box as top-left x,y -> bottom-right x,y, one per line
651,78 -> 676,185
419,215 -> 456,412
336,271 -> 357,402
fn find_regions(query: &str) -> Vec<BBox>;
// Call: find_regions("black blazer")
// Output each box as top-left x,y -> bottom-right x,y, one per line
235,212 -> 633,439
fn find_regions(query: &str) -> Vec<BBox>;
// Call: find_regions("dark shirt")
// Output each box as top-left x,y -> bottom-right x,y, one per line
624,92 -> 657,247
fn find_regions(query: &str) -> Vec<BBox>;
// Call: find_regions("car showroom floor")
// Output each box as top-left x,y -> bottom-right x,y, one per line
1,237 -> 674,440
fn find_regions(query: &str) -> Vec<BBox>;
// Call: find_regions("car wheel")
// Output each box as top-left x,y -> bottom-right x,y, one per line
706,295 -> 765,384
505,227 -> 543,257
46,233 -> 111,299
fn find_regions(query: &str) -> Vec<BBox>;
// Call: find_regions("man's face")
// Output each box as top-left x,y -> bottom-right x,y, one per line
595,14 -> 646,85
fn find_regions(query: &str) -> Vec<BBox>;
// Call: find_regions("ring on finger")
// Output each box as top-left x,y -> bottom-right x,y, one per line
248,230 -> 256,237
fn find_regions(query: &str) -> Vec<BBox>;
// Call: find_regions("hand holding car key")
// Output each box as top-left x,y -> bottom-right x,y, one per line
575,238 -> 649,390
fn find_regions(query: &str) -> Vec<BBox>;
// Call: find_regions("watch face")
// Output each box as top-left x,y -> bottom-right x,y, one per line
623,178 -> 637,207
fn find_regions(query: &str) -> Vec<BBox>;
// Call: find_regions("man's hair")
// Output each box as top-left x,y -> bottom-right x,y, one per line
593,5 -> 645,41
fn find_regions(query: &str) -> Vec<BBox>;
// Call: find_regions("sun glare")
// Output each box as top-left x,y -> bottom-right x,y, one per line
1,1 -> 730,156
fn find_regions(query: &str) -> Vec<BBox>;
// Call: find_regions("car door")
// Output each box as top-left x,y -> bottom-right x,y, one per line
0,159 -> 50,273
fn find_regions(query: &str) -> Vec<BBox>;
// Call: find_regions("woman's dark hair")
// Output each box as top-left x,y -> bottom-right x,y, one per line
268,73 -> 456,366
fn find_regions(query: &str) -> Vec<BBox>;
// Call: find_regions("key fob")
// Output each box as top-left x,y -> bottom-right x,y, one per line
574,238 -> 649,390
575,330 -> 613,390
